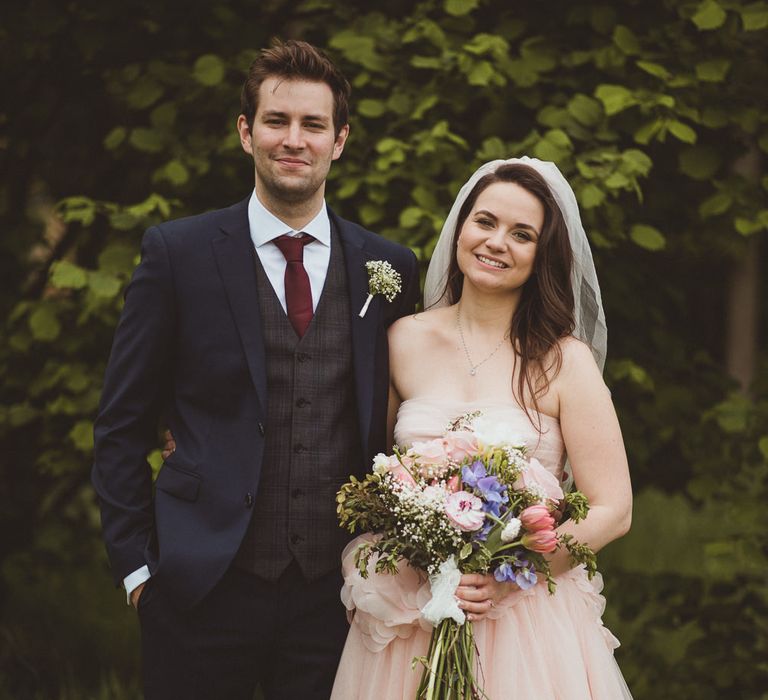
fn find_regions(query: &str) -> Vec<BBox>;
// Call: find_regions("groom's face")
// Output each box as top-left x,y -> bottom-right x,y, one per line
238,77 -> 349,208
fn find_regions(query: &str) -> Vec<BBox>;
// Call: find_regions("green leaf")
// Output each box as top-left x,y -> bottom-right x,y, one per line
711,393 -> 751,433
193,54 -> 225,86
636,60 -> 672,81
129,127 -> 164,153
667,120 -> 697,144
103,127 -> 126,151
8,403 -> 38,427
330,32 -> 385,72
467,60 -> 496,86
150,102 -> 178,128
734,217 -> 763,235
444,0 -> 479,16
87,271 -> 122,298
459,542 -> 473,561
125,77 -> 163,109
398,207 -> 423,228
759,436 -> 768,460
162,159 -> 189,186
579,183 -> 605,209
69,420 -> 94,453
595,84 -> 636,116
411,55 -> 443,69
630,224 -> 666,251
695,59 -> 731,82
567,94 -> 602,126
679,147 -> 721,180
692,0 -> 727,30
358,99 -> 386,118
604,172 -> 630,189
359,203 -> 383,226
29,306 -> 61,341
634,119 -> 663,145
699,191 -> 733,218
50,260 -> 88,290
740,2 -> 768,30
612,25 -> 641,54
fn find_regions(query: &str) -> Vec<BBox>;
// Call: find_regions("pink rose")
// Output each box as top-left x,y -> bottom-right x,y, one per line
521,528 -> 558,553
519,504 -> 555,532
445,491 -> 486,532
443,431 -> 479,462
446,474 -> 461,493
390,464 -> 416,488
409,438 -> 449,465
515,458 -> 564,502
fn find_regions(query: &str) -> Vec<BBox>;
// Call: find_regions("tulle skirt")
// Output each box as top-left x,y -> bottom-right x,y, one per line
331,536 -> 632,700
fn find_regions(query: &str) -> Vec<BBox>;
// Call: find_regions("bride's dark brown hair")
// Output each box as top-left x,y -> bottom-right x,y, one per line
441,163 -> 575,426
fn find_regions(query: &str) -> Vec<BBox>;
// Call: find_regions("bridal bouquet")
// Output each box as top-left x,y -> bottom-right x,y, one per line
336,412 -> 597,700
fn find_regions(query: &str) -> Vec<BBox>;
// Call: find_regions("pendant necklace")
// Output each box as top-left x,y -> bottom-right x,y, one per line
456,304 -> 509,376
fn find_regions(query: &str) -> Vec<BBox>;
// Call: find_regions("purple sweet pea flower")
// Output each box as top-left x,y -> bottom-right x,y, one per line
461,461 -> 487,489
493,562 -> 515,583
515,567 -> 538,590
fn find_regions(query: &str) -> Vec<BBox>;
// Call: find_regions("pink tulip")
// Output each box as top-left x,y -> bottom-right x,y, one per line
521,529 -> 558,553
445,491 -> 485,532
520,504 -> 555,532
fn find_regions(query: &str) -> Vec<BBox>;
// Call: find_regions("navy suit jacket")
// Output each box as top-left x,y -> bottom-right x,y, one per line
92,196 -> 420,608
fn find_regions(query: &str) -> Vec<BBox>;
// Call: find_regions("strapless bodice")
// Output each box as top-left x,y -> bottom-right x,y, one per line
394,397 -> 566,480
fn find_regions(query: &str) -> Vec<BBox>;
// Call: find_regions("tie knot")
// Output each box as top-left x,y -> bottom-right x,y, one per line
273,233 -> 313,263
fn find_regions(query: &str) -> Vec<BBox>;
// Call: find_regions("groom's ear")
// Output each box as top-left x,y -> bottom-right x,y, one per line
237,114 -> 253,155
332,123 -> 350,161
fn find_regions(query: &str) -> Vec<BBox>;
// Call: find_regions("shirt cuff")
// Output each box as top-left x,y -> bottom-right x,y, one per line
124,566 -> 151,606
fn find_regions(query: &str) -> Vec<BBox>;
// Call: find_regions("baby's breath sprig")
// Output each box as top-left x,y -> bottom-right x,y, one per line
358,260 -> 402,318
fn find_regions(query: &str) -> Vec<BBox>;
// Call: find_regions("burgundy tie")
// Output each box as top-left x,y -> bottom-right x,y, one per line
273,233 -> 315,337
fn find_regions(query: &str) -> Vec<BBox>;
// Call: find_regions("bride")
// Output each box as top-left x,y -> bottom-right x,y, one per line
330,158 -> 633,699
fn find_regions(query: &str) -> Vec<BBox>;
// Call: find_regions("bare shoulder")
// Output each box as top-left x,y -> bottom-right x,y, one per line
389,306 -> 454,350
553,336 -> 605,387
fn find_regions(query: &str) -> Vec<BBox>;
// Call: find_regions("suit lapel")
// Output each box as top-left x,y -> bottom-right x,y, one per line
333,212 -> 381,456
212,198 -> 267,415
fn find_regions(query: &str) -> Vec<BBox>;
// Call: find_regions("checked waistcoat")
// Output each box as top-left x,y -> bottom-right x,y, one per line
234,225 -> 361,581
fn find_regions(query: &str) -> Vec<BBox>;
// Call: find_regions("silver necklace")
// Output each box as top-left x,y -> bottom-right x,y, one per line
456,305 -> 509,376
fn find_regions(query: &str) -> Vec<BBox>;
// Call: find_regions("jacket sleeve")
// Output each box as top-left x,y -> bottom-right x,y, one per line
396,247 -> 420,320
92,225 -> 176,585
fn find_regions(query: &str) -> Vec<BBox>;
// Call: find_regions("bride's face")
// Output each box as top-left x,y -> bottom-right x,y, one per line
456,181 -> 544,296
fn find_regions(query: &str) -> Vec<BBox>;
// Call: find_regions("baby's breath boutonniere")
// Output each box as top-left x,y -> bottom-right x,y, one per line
358,260 -> 402,318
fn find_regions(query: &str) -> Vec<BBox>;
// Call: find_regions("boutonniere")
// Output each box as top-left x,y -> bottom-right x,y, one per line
358,260 -> 402,318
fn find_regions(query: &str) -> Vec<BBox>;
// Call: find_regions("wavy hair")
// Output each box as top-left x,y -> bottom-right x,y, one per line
441,163 -> 575,426
240,39 -> 351,136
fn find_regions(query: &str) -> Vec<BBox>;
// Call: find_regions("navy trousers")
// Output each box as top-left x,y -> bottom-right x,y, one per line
137,561 -> 348,699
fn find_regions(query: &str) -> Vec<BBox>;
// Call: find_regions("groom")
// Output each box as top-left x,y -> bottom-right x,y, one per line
92,39 -> 419,699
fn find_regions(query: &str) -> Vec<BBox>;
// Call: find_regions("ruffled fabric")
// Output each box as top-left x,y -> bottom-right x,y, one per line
331,399 -> 632,699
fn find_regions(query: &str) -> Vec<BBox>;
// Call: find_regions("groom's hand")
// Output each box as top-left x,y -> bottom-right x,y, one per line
130,582 -> 146,609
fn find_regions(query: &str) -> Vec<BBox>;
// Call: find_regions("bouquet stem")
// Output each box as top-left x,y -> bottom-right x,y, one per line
416,620 -> 485,699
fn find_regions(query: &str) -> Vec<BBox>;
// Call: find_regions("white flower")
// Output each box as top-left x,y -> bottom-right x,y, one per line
372,453 -> 390,474
358,260 -> 402,317
472,415 -> 525,449
500,517 -> 522,543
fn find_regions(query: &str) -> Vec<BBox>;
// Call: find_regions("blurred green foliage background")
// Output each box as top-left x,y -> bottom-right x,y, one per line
1,0 -> 767,698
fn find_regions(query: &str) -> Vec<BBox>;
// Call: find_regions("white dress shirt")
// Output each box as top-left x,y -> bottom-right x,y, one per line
123,191 -> 333,604
248,189 -> 331,312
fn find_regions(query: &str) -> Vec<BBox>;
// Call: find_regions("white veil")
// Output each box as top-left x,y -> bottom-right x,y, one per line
423,156 -> 608,371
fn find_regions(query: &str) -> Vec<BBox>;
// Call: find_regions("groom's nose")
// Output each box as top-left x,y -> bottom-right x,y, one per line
282,121 -> 305,150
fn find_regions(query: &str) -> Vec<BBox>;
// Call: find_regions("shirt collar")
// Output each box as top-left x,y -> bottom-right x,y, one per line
247,190 -> 331,248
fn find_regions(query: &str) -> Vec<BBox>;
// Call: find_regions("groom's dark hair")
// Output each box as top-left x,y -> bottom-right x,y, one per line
241,39 -> 351,137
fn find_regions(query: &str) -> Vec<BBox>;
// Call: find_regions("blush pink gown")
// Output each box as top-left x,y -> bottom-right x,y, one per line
330,398 -> 632,699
